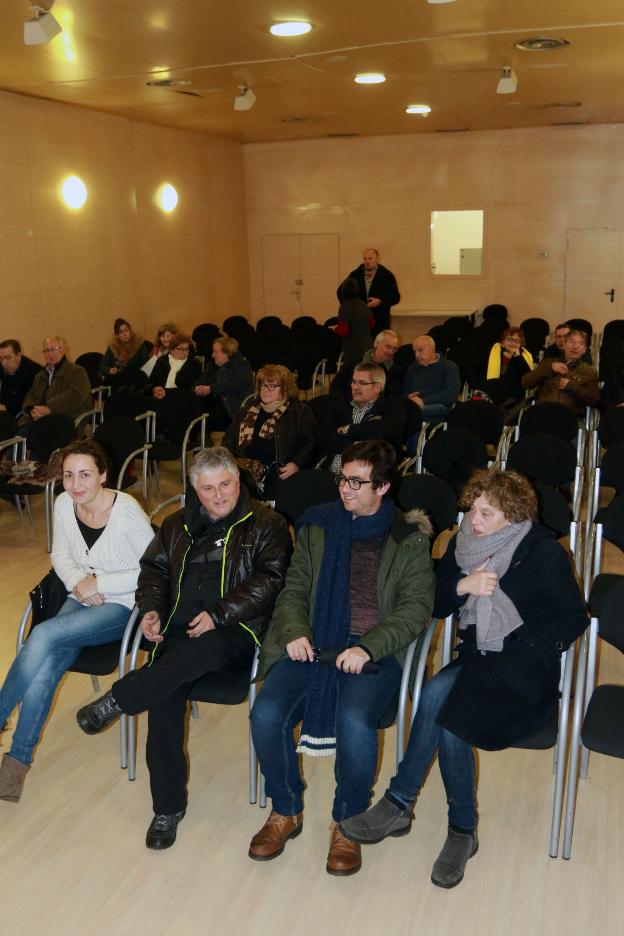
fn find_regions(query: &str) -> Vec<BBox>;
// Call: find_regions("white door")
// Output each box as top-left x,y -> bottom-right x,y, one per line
261,234 -> 340,324
564,229 -> 623,332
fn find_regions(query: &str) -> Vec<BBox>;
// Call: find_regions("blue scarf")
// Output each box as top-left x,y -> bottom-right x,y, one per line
296,497 -> 395,756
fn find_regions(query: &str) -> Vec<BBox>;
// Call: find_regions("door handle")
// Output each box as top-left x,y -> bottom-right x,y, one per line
604,288 -> 615,302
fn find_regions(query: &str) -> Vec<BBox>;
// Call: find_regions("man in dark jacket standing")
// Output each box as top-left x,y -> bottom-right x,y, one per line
0,340 -> 40,416
340,248 -> 400,336
77,447 -> 292,850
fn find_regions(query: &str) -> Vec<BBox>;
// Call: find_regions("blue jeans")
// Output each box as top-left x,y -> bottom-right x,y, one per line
0,598 -> 130,764
388,665 -> 477,831
251,654 -> 403,822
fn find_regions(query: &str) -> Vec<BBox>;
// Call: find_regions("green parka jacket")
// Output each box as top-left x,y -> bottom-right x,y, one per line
257,505 -> 435,680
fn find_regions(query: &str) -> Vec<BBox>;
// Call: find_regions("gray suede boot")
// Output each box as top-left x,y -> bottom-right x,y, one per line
0,753 -> 30,802
431,828 -> 478,888
340,795 -> 413,844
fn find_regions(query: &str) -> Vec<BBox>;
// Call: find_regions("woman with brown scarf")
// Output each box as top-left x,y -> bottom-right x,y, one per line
99,318 -> 151,379
223,364 -> 318,497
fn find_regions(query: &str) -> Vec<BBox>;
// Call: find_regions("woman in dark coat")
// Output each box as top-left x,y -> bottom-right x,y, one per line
340,468 -> 588,889
223,364 -> 317,498
334,277 -> 373,369
99,318 -> 151,379
145,332 -> 201,399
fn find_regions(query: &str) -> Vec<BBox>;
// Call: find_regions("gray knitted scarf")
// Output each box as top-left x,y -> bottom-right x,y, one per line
454,515 -> 532,652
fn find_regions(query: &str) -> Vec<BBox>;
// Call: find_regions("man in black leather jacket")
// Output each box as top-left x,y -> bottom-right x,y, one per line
77,447 -> 292,850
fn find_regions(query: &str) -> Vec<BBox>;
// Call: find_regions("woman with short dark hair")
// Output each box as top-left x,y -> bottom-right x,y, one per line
146,332 -> 201,400
341,467 -> 588,889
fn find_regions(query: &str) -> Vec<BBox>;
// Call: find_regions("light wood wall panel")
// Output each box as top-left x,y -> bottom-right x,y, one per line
245,124 -> 624,335
0,90 -> 249,361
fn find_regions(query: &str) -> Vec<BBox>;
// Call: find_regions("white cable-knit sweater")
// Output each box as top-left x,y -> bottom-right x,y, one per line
51,491 -> 155,609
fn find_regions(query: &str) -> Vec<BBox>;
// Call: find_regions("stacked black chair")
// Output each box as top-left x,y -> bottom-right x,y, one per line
520,317 -> 550,358
397,473 -> 458,542
93,415 -> 151,497
447,400 -> 506,458
421,427 -> 488,493
273,468 -> 339,527
192,323 -> 221,359
504,432 -> 582,519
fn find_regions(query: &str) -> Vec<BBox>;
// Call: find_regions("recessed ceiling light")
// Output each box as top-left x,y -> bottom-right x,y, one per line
354,73 -> 386,85
543,101 -> 582,109
146,78 -> 192,88
270,22 -> 312,37
515,37 -> 570,52
405,104 -> 432,115
427,0 -> 457,4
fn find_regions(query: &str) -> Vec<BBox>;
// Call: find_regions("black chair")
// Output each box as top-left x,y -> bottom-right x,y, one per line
0,412 -> 18,441
75,351 -> 104,371
504,433 -> 582,517
566,318 -> 593,342
93,415 -> 152,497
292,316 -> 318,335
595,405 -> 624,449
192,323 -> 221,358
305,393 -> 333,427
273,468 -> 339,526
562,575 -> 624,858
446,400 -> 505,455
421,428 -> 488,492
517,402 -> 581,445
397,473 -> 458,541
393,343 -> 415,372
520,318 -> 550,358
586,440 -> 624,542
147,390 -> 204,492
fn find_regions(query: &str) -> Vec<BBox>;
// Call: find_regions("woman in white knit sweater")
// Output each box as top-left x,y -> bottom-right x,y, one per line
0,440 -> 154,801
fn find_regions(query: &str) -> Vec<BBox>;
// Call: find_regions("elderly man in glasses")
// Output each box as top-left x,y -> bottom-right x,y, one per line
20,337 -> 91,427
248,438 -> 434,876
319,362 -> 407,470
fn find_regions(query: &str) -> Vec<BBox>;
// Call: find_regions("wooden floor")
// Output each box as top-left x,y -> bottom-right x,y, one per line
0,466 -> 622,936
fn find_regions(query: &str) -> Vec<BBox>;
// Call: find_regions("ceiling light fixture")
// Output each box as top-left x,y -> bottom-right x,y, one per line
234,85 -> 256,111
405,104 -> 432,115
515,37 -> 570,52
24,4 -> 62,45
427,0 -> 457,4
496,66 -> 518,95
270,22 -> 312,37
354,73 -> 386,85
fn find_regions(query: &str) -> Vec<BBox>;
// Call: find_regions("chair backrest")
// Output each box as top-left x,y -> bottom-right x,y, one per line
75,351 -> 104,370
599,441 -> 624,492
93,416 -> 145,480
402,397 -> 424,439
533,481 -> 573,539
447,400 -> 503,445
292,316 -> 319,335
566,317 -> 593,341
0,412 -> 17,442
256,315 -> 284,336
598,576 -> 624,653
397,474 -> 458,537
26,414 -> 76,462
192,323 -> 221,357
305,394 -> 333,425
422,428 -> 488,491
506,433 -> 577,488
155,390 -> 203,444
393,343 -> 415,372
598,406 -> 624,448
520,318 -> 550,357
274,468 -> 339,526
518,402 -> 579,444
595,495 -> 624,553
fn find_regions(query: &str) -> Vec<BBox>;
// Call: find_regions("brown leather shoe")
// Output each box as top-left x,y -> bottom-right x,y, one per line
248,810 -> 303,861
326,822 -> 362,876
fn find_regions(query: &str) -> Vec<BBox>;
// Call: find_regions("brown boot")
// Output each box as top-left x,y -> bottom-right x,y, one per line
248,810 -> 303,861
326,821 -> 362,876
0,754 -> 30,802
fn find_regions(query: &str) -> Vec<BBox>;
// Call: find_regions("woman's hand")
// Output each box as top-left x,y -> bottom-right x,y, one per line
278,462 -> 299,480
73,575 -> 100,602
109,366 -> 119,376
286,636 -> 314,662
456,560 -> 498,597
336,646 -> 370,674
194,384 -> 211,397
152,386 -> 166,400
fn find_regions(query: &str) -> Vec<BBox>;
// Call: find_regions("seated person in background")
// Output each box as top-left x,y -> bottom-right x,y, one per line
331,329 -> 403,404
194,336 -> 254,432
543,322 -> 592,364
0,439 -> 153,803
403,335 -> 461,426
334,277 -> 373,369
0,340 -> 40,416
341,468 -> 588,889
319,363 -> 407,469
20,337 -> 92,426
141,321 -> 178,379
475,326 -> 534,408
99,318 -> 151,380
76,447 -> 292,851
223,365 -> 317,498
248,439 -> 434,876
146,332 -> 201,400
521,328 -> 599,415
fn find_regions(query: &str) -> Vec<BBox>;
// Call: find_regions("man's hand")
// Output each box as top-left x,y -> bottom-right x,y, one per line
286,636 -> 314,662
278,462 -> 299,480
558,377 -> 570,389
187,611 -> 216,637
0,404 -> 6,413
31,405 -> 51,419
336,646 -> 371,674
367,297 -> 381,309
194,385 -> 211,397
337,425 -> 350,435
141,610 -> 163,642
551,362 -> 568,376
408,392 -> 424,409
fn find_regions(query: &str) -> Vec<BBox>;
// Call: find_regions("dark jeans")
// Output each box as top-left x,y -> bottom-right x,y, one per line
250,654 -> 402,822
388,664 -> 477,831
113,625 -> 254,814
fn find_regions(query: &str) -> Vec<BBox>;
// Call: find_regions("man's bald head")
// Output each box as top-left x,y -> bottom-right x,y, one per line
412,335 -> 437,366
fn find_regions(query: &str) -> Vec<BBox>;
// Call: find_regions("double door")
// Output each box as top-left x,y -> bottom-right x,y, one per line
261,234 -> 340,323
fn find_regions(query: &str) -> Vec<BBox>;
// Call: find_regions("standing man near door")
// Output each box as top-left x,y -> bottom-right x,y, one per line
340,248 -> 401,337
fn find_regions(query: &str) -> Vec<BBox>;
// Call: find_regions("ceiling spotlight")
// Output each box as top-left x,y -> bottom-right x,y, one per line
496,66 -> 518,95
270,22 -> 312,37
406,104 -> 432,115
234,85 -> 256,112
354,73 -> 386,85
24,5 -> 62,45
427,0 -> 457,4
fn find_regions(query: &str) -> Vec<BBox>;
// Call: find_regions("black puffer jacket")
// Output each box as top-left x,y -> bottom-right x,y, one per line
137,485 -> 293,645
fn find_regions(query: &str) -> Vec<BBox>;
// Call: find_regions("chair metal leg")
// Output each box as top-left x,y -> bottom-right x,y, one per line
120,714 -> 128,770
562,635 -> 589,859
190,700 -> 199,719
549,643 -> 575,857
90,675 -> 100,692
259,771 -> 267,808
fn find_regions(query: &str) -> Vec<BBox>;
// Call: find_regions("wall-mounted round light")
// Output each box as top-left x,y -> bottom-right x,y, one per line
270,22 -> 312,37
157,183 -> 178,213
405,104 -> 432,115
60,175 -> 87,209
354,73 -> 386,85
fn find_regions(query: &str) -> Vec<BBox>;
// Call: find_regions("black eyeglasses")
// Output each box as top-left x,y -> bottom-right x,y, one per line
351,379 -> 379,387
173,346 -> 190,354
336,474 -> 377,491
